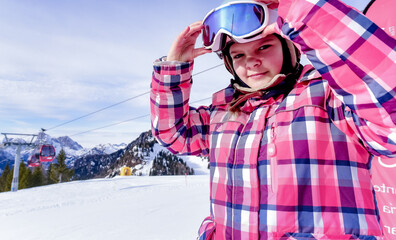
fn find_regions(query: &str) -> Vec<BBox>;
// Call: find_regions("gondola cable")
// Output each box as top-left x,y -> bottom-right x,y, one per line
46,91 -> 150,131
46,63 -> 223,132
69,96 -> 213,137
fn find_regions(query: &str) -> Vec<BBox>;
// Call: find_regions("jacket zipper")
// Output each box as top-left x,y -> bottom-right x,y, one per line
269,124 -> 278,193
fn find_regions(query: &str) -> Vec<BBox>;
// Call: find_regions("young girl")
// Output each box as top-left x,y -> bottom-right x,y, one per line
151,0 -> 396,239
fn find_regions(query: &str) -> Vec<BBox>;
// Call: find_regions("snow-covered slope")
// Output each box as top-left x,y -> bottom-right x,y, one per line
0,175 -> 210,240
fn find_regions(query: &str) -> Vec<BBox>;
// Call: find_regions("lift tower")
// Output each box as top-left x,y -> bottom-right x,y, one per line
1,133 -> 37,192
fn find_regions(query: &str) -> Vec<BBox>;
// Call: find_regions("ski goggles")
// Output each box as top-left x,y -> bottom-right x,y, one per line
202,1 -> 271,52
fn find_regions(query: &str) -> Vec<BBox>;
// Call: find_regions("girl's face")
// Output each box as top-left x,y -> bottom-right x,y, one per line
229,35 -> 283,89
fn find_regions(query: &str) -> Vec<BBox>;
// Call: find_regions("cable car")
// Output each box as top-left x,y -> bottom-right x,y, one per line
27,154 -> 41,167
28,144 -> 56,167
27,130 -> 56,167
37,144 -> 56,162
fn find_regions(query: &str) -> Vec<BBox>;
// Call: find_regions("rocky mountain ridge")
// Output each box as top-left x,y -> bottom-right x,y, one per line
0,131 -> 208,179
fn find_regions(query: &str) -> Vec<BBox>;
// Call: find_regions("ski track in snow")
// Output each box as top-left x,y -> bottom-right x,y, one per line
0,175 -> 210,240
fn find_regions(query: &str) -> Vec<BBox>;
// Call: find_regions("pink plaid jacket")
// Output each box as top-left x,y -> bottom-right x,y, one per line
150,0 -> 396,239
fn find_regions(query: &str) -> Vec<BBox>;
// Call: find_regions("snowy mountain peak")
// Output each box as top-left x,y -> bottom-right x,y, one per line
83,143 -> 127,156
2,137 -> 30,145
52,136 -> 83,151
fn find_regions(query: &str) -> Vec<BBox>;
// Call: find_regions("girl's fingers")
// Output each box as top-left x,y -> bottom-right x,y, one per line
189,29 -> 202,42
179,26 -> 192,41
168,21 -> 205,61
193,48 -> 212,59
179,24 -> 203,50
184,22 -> 204,39
189,21 -> 204,30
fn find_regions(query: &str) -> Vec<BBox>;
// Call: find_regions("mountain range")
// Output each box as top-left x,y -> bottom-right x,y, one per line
0,130 -> 208,179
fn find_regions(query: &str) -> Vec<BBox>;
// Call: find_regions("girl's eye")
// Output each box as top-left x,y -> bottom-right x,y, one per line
232,54 -> 244,60
259,45 -> 271,50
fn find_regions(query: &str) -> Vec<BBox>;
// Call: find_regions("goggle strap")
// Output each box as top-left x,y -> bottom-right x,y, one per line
243,31 -> 263,40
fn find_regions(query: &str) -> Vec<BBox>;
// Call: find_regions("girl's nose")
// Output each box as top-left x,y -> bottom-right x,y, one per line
246,56 -> 261,69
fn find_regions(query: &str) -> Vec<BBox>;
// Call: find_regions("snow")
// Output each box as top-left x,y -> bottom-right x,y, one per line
0,133 -> 211,239
0,175 -> 210,240
180,155 -> 210,175
131,142 -> 209,177
148,141 -> 209,176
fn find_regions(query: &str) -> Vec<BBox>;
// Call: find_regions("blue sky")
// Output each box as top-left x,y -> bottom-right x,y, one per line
0,0 -> 370,147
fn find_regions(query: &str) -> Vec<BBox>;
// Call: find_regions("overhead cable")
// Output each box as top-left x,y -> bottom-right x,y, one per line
70,115 -> 150,137
46,63 -> 223,132
46,91 -> 149,131
69,96 -> 213,136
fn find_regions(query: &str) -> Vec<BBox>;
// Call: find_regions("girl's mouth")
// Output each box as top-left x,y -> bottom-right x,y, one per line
248,72 -> 267,79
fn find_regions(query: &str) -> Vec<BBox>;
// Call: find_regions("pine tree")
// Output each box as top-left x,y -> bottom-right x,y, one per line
18,161 -> 31,189
46,163 -> 57,185
52,149 -> 74,183
0,162 -> 11,192
31,166 -> 45,187
5,166 -> 13,191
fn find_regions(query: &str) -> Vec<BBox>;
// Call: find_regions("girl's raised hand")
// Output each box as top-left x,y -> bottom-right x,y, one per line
167,21 -> 212,62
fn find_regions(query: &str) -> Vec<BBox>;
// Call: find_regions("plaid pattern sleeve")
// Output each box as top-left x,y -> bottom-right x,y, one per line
150,60 -> 211,156
277,0 -> 396,157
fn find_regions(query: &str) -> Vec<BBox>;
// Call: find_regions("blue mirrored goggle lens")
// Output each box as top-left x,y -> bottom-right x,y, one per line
203,3 -> 265,47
